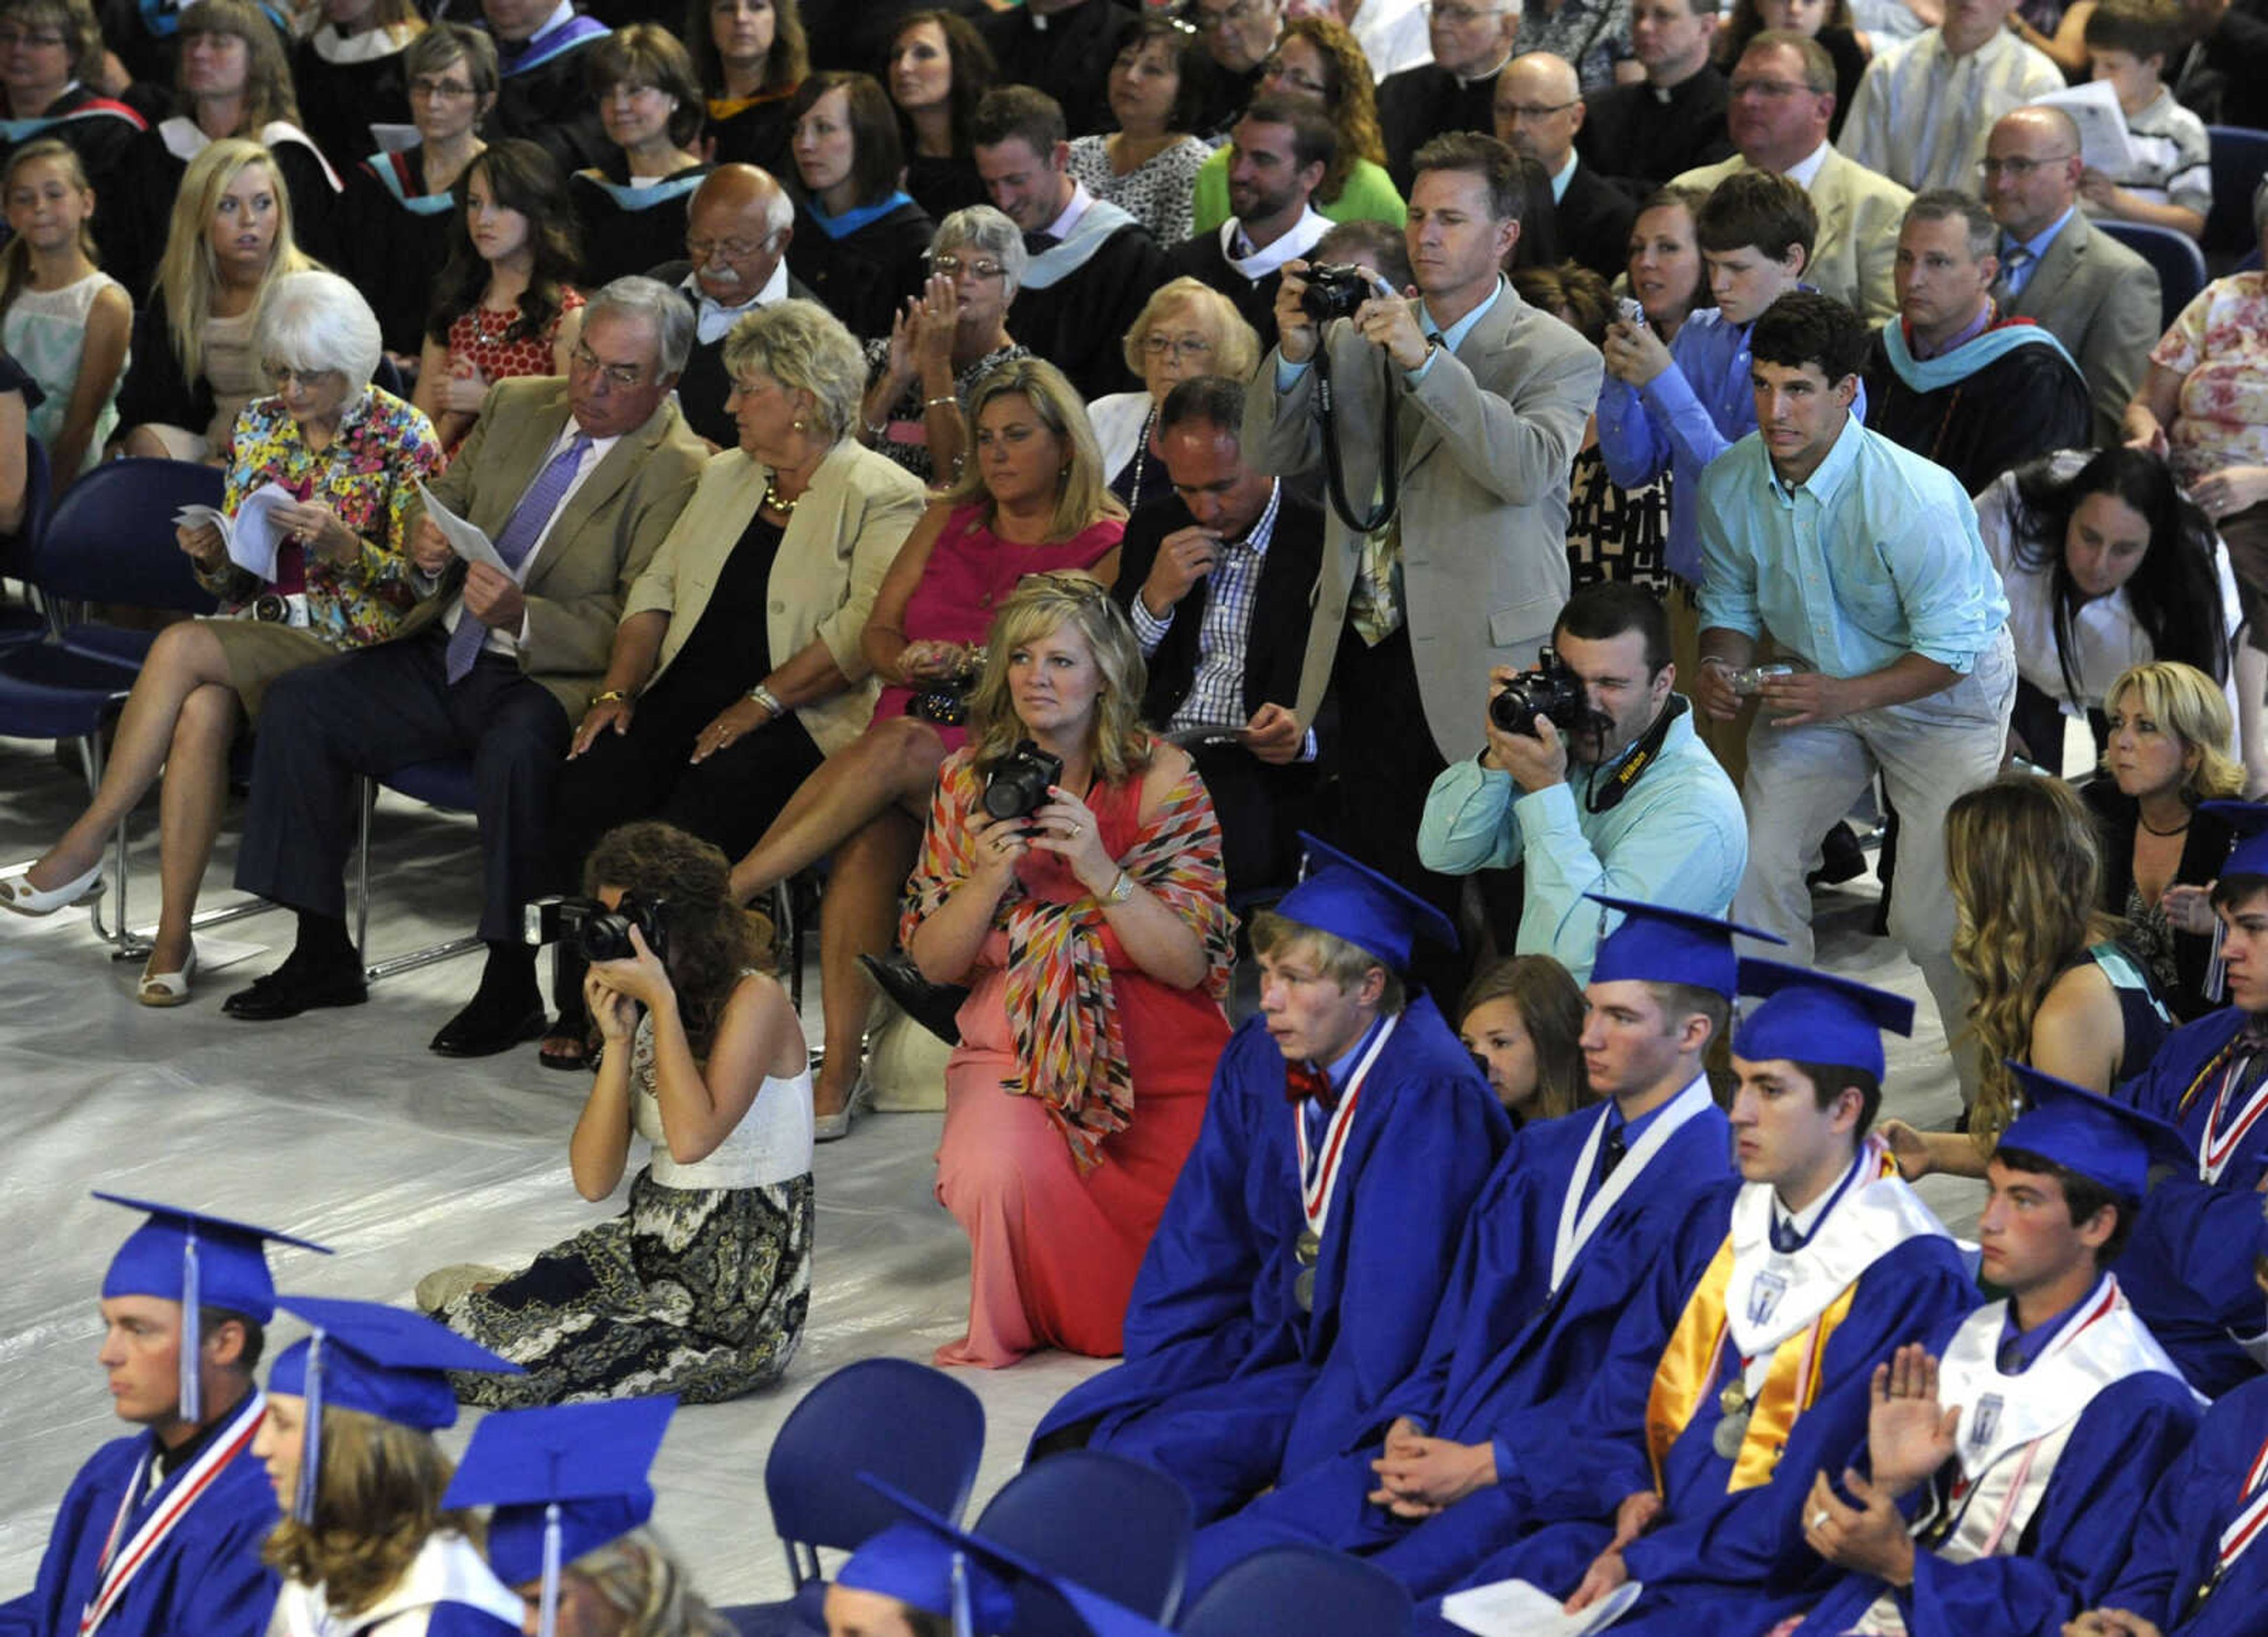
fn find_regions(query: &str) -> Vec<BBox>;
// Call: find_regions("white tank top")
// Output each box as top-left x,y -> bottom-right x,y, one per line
627,976 -> 814,1189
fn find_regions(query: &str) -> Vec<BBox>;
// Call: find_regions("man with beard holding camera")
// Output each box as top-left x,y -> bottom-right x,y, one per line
1247,131 -> 1602,974
1416,582 -> 1745,980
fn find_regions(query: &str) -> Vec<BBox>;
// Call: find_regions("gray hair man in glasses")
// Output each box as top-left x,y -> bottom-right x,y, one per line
223,276 -> 709,1058
1377,0 -> 1519,188
648,164 -> 809,448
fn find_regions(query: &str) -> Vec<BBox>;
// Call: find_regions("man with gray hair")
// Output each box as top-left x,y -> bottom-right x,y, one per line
1861,187 -> 2092,494
224,276 -> 710,1057
648,164 -> 810,447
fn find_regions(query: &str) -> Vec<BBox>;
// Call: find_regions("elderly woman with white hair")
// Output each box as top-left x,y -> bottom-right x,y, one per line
0,269 -> 442,1002
856,203 -> 1029,484
538,297 -> 929,1071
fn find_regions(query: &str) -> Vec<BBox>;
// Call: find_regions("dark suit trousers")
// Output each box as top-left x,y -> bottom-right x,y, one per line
1191,742 -> 1318,901
233,629 -> 572,943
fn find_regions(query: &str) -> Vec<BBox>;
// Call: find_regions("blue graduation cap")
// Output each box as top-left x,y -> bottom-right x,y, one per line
2201,800 -> 2268,881
442,1397 -> 676,1637
268,1296 -> 521,1524
840,1475 -> 1168,1637
1275,833 -> 1457,975
1732,959 -> 1915,1081
95,1192 -> 331,1424
1586,894 -> 1786,999
1998,1062 -> 2191,1202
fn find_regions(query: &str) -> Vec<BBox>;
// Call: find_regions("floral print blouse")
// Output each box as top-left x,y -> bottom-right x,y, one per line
194,386 -> 443,651
2150,271 -> 2268,487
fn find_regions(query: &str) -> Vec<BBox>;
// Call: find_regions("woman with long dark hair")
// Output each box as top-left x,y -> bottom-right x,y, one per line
785,70 -> 931,342
1978,445 -> 2262,782
886,9 -> 996,222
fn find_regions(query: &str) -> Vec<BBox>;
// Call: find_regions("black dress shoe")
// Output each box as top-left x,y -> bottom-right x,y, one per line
221,956 -> 368,1020
859,950 -> 969,1045
431,994 -> 549,1058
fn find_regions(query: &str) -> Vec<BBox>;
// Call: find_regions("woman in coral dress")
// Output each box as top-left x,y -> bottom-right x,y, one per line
903,570 -> 1235,1367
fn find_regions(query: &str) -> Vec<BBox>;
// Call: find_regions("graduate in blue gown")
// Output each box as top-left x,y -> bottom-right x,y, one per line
1410,961 -> 1976,1637
1779,1067 -> 2201,1637
2109,798 -> 2268,1396
256,1297 -> 527,1636
0,1193 -> 330,1637
1031,836 -> 1513,1522
1177,898 -> 1772,1599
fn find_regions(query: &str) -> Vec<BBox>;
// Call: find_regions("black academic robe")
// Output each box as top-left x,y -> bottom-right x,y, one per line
343,151 -> 461,357
707,94 -> 793,176
1555,159 -> 1638,281
289,32 -> 412,179
1577,65 -> 1733,196
1862,325 -> 2094,497
904,152 -> 989,222
1377,61 -> 1501,194
647,257 -> 820,448
977,0 -> 1142,139
786,197 -> 934,343
0,84 -> 145,279
492,24 -> 612,177
570,159 -> 712,289
1165,227 -> 1282,353
1011,221 -> 1169,399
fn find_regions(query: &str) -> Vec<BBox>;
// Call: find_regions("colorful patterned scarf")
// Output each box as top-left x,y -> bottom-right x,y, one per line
901,747 -> 1236,1172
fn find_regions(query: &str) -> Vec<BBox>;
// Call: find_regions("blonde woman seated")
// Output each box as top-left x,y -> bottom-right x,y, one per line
902,572 -> 1235,1367
1086,277 -> 1260,515
724,357 -> 1125,1137
1882,772 -> 2175,1182
0,272 -> 441,1007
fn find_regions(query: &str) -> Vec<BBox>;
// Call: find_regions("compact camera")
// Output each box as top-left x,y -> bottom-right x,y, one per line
982,741 -> 1065,821
1726,663 -> 1798,697
1300,263 -> 1378,322
1488,648 -> 1591,738
523,893 -> 671,964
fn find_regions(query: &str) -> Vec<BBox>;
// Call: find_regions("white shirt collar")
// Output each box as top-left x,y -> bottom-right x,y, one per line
1224,204 -> 1331,279
1782,139 -> 1833,190
684,257 -> 791,344
1042,181 -> 1091,243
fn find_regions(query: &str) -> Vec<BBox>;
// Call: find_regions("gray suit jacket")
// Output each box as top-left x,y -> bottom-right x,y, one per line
1244,279 -> 1603,762
2002,211 -> 2161,448
1674,148 -> 1913,326
404,375 -> 709,718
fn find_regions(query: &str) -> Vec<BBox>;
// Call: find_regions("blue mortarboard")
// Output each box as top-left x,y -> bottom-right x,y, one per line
1274,833 -> 1457,975
95,1192 -> 331,1424
442,1397 -> 676,1637
1732,959 -> 1915,1080
268,1296 -> 520,1524
840,1476 -> 1168,1637
1998,1063 -> 2192,1202
2202,800 -> 2268,881
1585,894 -> 1786,998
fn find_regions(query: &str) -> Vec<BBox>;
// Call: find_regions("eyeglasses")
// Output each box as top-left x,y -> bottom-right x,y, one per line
689,232 -> 779,262
1727,75 -> 1817,98
570,343 -> 647,389
1187,0 -> 1273,32
1143,334 -> 1214,358
931,253 -> 1008,279
0,28 -> 67,47
1420,2 -> 1506,23
408,76 -> 478,99
1976,154 -> 2075,177
1497,99 -> 1578,120
264,363 -> 340,391
1260,53 -> 1329,93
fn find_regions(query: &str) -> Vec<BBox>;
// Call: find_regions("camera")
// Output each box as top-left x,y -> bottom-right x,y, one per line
523,893 -> 670,965
982,740 -> 1064,821
1614,296 -> 1647,331
1488,648 -> 1591,738
1301,263 -> 1376,322
1726,662 -> 1797,697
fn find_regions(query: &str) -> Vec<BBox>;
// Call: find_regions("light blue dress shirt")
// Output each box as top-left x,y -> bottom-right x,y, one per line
1694,413 -> 2010,677
1997,206 -> 2074,300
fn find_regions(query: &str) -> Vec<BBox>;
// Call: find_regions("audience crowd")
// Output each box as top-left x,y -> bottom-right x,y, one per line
9,0 -> 2268,1628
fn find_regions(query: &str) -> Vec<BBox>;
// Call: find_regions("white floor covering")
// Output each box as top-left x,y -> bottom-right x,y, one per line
0,727 -> 1996,1608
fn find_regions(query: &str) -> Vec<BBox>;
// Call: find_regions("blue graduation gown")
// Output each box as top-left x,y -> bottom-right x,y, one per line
0,1398 -> 278,1637
1785,1310 -> 2199,1637
2092,1376 -> 2268,1636
1179,1092 -> 1736,1594
1408,1185 -> 1975,1633
2119,1007 -> 2268,1395
1032,997 -> 1511,1521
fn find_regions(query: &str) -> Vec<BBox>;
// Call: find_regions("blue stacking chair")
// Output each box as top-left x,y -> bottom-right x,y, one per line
717,1358 -> 987,1637
0,438 -> 53,648
353,756 -> 487,981
975,1449 -> 1194,1624
2098,220 -> 2210,332
2207,125 -> 2268,268
1174,1545 -> 1412,1637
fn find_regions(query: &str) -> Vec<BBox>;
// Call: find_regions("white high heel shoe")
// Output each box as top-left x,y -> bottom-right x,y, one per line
137,943 -> 198,1007
0,859 -> 103,917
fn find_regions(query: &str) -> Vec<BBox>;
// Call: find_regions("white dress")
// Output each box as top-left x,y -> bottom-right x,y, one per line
4,270 -> 126,476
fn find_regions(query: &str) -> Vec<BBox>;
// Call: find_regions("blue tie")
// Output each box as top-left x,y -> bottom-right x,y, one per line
445,433 -> 590,684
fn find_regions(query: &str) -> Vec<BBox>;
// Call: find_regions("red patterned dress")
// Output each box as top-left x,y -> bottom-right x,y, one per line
439,289 -> 587,454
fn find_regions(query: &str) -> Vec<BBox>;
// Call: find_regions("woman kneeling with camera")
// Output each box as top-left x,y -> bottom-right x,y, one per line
903,572 -> 1235,1368
422,820 -> 815,1406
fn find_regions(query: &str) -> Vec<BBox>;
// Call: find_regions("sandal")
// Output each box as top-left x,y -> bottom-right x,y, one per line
136,943 -> 197,1007
0,859 -> 102,917
536,1031 -> 591,1072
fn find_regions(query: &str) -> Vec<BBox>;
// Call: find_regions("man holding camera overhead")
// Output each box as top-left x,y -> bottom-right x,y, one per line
1246,131 -> 1602,962
1415,583 -> 1745,981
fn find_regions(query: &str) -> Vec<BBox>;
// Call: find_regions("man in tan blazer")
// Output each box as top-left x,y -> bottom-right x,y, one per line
1673,31 -> 1912,326
225,277 -> 709,1055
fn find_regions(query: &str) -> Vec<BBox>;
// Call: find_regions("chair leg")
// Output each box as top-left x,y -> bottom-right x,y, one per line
354,775 -> 374,965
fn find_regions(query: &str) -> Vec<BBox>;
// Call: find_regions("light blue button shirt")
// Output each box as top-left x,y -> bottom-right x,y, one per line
1997,206 -> 2074,300
1695,413 -> 2010,677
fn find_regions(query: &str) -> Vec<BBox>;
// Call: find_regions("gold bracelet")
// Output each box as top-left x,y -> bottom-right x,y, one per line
924,394 -> 958,410
591,689 -> 629,706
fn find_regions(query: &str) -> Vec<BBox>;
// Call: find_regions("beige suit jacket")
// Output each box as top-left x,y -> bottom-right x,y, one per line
1673,148 -> 1914,327
623,437 -> 928,756
2002,211 -> 2162,448
404,375 -> 708,718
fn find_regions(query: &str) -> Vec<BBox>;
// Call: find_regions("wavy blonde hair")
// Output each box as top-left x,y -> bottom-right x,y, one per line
565,1528 -> 731,1636
1946,774 -> 2123,1149
262,1406 -> 478,1617
964,572 -> 1151,785
156,139 -> 318,380
2103,660 -> 2244,801
1119,275 -> 1262,383
943,356 -> 1125,540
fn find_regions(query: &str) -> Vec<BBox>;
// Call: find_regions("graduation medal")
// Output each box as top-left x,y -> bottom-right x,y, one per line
79,1393 -> 266,1635
1293,1228 -> 1321,1312
1290,1018 -> 1399,1315
2198,1430 -> 2268,1614
1713,1378 -> 1751,1460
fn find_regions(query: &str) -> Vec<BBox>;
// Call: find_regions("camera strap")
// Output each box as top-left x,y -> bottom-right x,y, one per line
1314,338 -> 1400,534
1585,695 -> 1686,816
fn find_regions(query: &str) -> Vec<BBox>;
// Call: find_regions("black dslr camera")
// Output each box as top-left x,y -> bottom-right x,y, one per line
524,893 -> 671,964
1300,263 -> 1376,322
982,740 -> 1064,821
1488,648 -> 1590,738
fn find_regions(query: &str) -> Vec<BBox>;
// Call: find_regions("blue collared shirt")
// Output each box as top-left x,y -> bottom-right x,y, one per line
1997,206 -> 2074,299
1695,414 -> 2010,677
1301,1013 -> 1391,1174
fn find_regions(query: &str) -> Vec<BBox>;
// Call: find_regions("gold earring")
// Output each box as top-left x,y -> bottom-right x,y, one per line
791,418 -> 806,430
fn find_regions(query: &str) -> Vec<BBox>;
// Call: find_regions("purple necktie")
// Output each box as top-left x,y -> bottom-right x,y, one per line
445,433 -> 591,684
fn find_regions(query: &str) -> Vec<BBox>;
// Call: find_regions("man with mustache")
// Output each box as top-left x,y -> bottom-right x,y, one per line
1417,580 -> 1746,981
647,164 -> 809,449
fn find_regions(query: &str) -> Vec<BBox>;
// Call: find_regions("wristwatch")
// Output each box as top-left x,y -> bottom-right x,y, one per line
747,683 -> 785,719
1102,868 -> 1135,906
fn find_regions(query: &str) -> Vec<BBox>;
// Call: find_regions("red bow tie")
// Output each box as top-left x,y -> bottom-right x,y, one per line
1286,1061 -> 1337,1110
